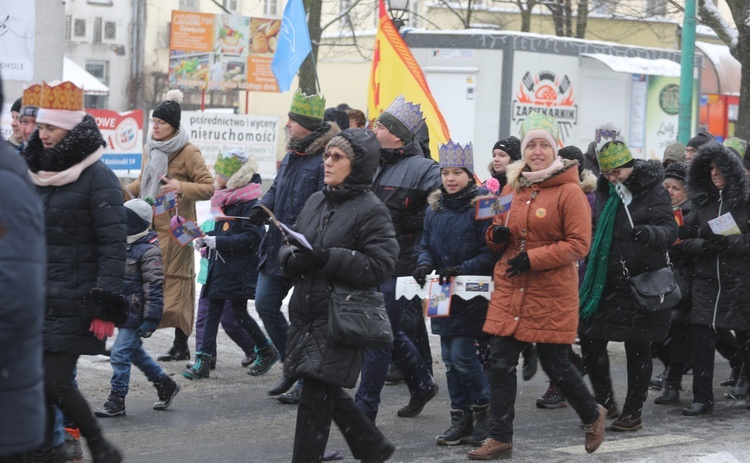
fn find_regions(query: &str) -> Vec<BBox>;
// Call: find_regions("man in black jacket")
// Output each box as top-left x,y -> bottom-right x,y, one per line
0,75 -> 46,463
355,95 -> 441,421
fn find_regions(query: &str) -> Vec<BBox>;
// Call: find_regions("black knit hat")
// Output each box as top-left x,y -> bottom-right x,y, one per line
493,136 -> 521,161
664,162 -> 688,183
559,145 -> 584,168
152,90 -> 183,130
10,97 -> 22,113
687,132 -> 714,149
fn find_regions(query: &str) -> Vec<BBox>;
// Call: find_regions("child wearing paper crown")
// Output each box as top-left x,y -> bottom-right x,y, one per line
412,141 -> 497,447
184,149 -> 280,380
95,199 -> 180,419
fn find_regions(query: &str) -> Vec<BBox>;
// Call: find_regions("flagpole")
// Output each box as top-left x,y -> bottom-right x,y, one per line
307,50 -> 321,94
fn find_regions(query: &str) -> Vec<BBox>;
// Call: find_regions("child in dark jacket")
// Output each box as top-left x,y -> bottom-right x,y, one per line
413,141 -> 497,447
95,199 -> 179,418
183,149 -> 278,380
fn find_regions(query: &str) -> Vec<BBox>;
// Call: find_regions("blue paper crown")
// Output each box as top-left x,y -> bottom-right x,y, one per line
594,123 -> 623,153
439,141 -> 474,171
384,95 -> 424,135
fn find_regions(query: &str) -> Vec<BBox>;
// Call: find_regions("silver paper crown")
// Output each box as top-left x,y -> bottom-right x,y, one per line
594,123 -> 624,153
439,141 -> 474,171
384,95 -> 425,135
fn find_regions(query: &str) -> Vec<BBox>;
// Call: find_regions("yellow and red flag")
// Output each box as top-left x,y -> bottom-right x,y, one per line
367,0 -> 450,160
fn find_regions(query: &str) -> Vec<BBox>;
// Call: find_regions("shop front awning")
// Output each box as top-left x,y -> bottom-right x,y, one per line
696,41 -> 741,95
580,53 -> 682,77
63,57 -> 110,95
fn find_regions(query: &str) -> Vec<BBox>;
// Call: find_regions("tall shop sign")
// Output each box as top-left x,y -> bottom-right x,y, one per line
0,0 -> 36,81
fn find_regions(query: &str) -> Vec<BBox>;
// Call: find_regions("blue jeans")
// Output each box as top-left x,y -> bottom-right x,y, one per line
355,277 -> 435,420
441,336 -> 489,412
110,328 -> 167,396
200,298 -> 269,355
255,270 -> 294,360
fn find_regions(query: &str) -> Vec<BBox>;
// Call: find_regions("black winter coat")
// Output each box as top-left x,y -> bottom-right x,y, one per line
418,186 -> 497,337
0,140 -> 46,456
121,231 -> 164,329
204,197 -> 264,300
372,138 -> 441,276
668,199 -> 693,325
280,189 -> 398,388
25,115 -> 128,355
580,160 -> 677,343
682,142 -> 750,330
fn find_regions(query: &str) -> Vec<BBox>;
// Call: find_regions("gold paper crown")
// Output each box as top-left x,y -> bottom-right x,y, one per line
40,81 -> 84,111
23,84 -> 42,107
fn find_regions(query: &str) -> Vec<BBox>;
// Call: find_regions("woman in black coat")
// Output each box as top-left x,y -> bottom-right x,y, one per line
279,128 -> 399,463
653,162 -> 694,405
24,82 -> 127,463
579,141 -> 677,432
679,141 -> 750,416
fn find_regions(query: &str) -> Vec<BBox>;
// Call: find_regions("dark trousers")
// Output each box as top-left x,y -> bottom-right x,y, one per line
0,452 -> 33,463
42,353 -> 103,450
664,323 -> 692,387
293,378 -> 388,463
199,298 -> 268,355
355,277 -> 434,420
173,327 -> 189,349
487,336 -> 598,443
399,302 -> 434,375
691,325 -> 718,405
580,336 -> 652,416
194,287 -> 255,359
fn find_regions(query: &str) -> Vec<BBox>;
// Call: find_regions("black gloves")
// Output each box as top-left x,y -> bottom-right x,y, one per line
678,224 -> 700,240
247,207 -> 269,227
506,252 -> 530,278
702,234 -> 729,256
284,247 -> 331,277
412,265 -> 432,288
491,225 -> 511,244
439,266 -> 462,285
630,225 -> 648,243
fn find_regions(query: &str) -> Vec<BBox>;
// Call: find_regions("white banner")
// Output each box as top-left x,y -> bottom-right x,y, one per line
0,0 -> 36,81
179,111 -> 280,180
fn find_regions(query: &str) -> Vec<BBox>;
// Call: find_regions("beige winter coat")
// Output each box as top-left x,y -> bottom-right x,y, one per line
125,142 -> 214,335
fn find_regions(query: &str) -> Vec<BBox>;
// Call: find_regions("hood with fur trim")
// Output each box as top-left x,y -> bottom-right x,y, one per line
505,157 -> 579,190
688,140 -> 749,208
595,159 -> 664,197
580,169 -> 597,193
287,121 -> 340,156
226,157 -> 259,190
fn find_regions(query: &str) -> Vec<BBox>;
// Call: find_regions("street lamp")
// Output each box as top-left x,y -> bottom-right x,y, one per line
387,0 -> 409,31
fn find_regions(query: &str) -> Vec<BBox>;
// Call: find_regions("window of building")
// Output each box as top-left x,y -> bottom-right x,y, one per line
263,0 -> 279,18
646,0 -> 667,16
86,59 -> 109,85
223,0 -> 240,13
179,0 -> 200,11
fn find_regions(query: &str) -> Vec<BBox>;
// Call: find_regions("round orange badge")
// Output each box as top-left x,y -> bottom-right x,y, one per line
535,208 -> 547,218
222,222 -> 230,231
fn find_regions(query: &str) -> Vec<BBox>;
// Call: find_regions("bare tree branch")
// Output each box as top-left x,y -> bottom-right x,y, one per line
321,0 -> 367,33
697,0 -> 739,56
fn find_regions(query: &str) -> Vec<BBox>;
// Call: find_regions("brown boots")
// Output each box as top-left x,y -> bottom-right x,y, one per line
467,438 -> 513,460
583,404 -> 607,453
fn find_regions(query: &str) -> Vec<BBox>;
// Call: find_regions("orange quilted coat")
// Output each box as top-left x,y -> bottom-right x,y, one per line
483,159 -> 591,344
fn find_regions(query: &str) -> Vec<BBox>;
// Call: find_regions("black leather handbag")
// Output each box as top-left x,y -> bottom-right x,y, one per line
328,285 -> 393,348
624,263 -> 682,313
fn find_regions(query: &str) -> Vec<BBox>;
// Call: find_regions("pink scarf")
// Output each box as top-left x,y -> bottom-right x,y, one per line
29,147 -> 103,187
210,182 -> 263,217
521,158 -> 563,184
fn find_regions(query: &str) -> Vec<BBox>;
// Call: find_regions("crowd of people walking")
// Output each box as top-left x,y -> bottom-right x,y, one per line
5,69 -> 750,463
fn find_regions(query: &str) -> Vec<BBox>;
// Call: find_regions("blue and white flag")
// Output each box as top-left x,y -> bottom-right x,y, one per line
271,0 -> 312,92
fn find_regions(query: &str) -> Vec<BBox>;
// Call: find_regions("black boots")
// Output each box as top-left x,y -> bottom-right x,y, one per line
248,342 -> 280,376
436,409 -> 474,446
682,402 -> 712,416
654,384 -> 680,405
157,344 -> 190,362
464,404 -> 490,446
153,376 -> 180,410
158,329 -> 190,361
94,391 -> 126,418
725,366 -> 748,399
268,374 -> 296,396
183,352 -> 212,380
397,383 -> 439,418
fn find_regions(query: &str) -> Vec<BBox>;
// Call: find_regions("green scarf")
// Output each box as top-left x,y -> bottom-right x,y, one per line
579,183 -> 620,320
